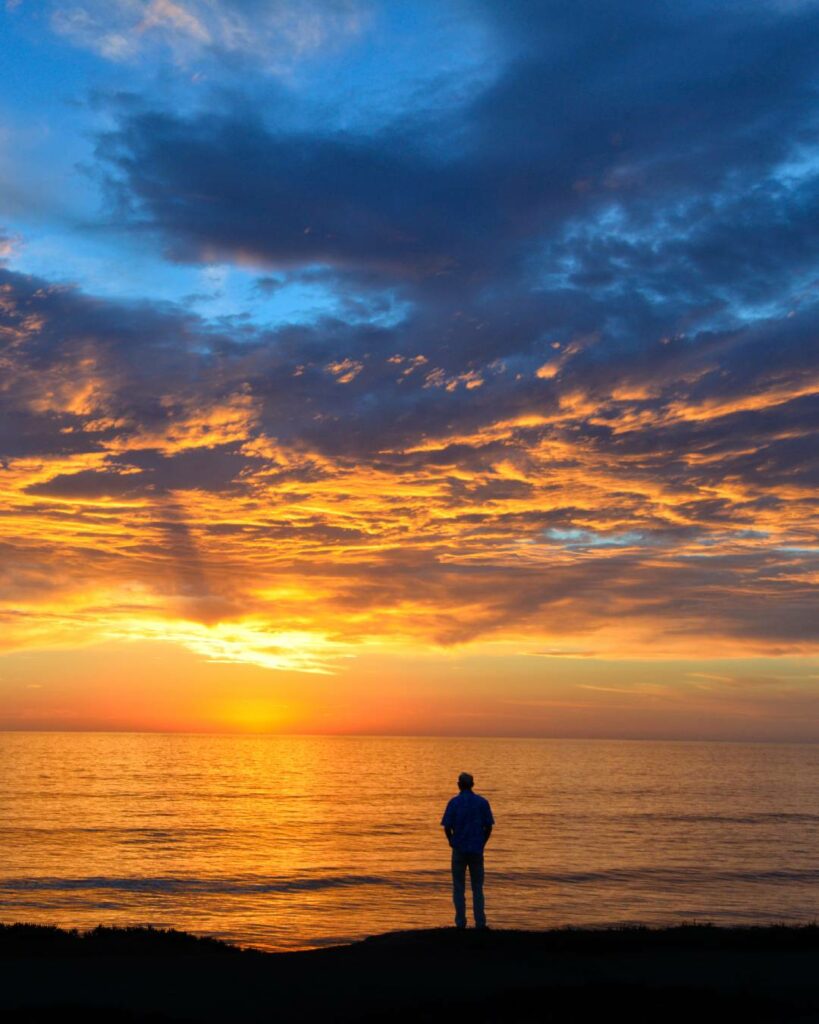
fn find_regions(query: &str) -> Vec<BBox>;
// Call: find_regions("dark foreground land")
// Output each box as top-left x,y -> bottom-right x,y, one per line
2,923 -> 819,1022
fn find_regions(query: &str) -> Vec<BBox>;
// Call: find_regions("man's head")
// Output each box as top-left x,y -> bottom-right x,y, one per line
457,772 -> 474,791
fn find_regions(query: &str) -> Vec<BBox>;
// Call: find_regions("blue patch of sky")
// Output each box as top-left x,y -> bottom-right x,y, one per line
1,1 -> 483,327
692,530 -> 771,547
10,230 -> 410,329
294,1 -> 504,135
0,25 -> 106,225
545,527 -> 650,548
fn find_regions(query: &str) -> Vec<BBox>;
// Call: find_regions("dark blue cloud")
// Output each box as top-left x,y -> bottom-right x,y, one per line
96,4 -> 819,284
83,0 -> 819,442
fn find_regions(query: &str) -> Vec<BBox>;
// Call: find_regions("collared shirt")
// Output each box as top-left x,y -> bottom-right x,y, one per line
441,790 -> 495,854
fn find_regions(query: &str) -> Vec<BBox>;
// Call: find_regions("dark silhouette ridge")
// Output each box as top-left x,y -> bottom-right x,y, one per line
0,923 -> 242,958
3,923 -> 819,1021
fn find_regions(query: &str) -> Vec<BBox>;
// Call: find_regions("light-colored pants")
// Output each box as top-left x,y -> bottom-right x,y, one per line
451,849 -> 486,928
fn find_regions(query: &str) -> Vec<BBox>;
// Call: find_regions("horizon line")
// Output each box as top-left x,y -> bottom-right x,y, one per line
1,728 -> 817,745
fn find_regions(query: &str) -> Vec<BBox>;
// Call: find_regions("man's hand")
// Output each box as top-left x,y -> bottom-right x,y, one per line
444,825 -> 455,847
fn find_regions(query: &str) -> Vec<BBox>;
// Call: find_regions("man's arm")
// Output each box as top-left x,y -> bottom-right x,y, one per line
442,800 -> 455,846
482,800 -> 495,846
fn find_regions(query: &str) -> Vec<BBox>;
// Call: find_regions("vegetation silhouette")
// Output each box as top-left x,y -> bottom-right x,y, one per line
3,923 -> 819,1021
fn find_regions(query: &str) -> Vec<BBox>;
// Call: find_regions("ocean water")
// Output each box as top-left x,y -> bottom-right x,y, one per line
1,733 -> 818,950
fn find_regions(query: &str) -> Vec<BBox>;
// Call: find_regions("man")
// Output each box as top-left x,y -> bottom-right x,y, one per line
441,771 -> 495,929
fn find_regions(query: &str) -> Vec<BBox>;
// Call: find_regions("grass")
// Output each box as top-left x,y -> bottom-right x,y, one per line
0,923 -> 244,958
3,920 -> 819,957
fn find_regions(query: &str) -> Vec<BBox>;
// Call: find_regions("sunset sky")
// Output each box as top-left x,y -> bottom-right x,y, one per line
1,0 -> 818,738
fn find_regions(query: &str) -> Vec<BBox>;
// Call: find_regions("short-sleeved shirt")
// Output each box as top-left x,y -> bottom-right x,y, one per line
441,790 -> 495,854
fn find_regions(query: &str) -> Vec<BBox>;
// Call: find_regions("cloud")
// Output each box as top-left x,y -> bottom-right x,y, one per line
47,0 -> 369,72
93,1 -> 819,309
0,230 -> 22,263
1,259 -> 817,666
2,1 -> 819,672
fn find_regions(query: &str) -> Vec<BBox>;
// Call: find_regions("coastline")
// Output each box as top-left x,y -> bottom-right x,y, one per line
2,922 -> 819,1021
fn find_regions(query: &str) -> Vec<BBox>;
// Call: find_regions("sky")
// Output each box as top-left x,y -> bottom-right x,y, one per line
1,0 -> 818,739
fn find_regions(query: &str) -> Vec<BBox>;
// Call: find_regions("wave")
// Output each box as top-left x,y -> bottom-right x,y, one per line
0,874 -> 401,895
4,865 -> 819,896
1,827 -> 232,837
501,811 -> 819,826
495,867 -> 819,886
631,812 -> 819,825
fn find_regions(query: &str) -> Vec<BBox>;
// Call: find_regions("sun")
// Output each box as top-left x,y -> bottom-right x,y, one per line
215,699 -> 291,733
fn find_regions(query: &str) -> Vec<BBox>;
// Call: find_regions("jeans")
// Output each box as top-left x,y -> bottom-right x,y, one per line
451,849 -> 486,928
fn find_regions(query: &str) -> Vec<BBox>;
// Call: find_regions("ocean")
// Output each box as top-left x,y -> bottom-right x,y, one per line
1,733 -> 817,950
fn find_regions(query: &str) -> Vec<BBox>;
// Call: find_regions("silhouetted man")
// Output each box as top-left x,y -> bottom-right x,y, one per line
441,771 -> 494,929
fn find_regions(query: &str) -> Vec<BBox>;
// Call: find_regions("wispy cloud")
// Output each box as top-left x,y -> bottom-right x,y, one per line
47,0 -> 369,72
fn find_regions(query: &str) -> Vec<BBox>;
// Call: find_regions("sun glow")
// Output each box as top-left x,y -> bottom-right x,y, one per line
105,618 -> 348,674
214,699 -> 293,732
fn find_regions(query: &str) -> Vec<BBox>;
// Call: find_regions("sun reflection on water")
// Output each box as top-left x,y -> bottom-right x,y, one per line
1,733 -> 818,950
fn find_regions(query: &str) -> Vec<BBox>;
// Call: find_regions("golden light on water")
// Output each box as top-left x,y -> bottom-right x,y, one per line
3,733 -> 819,949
